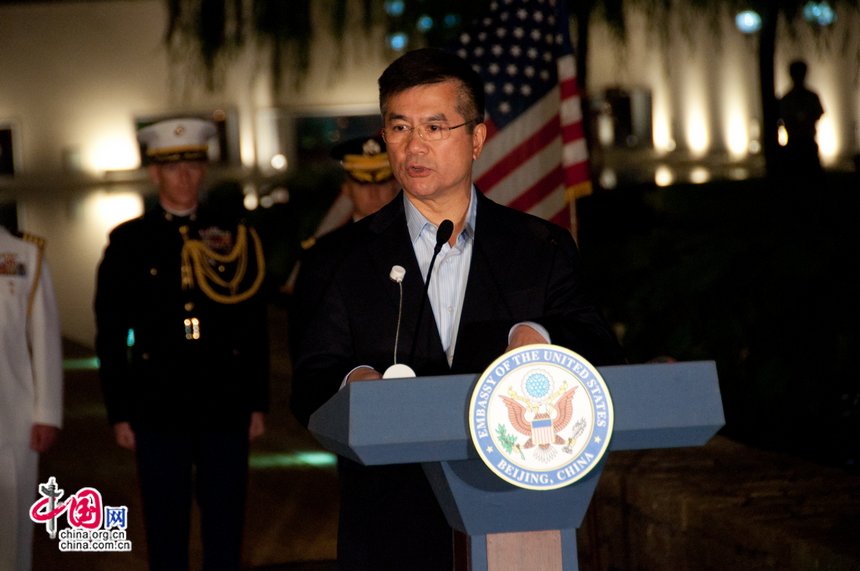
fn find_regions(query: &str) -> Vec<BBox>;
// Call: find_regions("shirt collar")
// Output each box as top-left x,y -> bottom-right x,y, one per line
404,186 -> 477,245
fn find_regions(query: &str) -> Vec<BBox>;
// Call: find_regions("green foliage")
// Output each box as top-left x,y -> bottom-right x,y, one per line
163,0 -> 492,90
496,424 -> 518,454
496,424 -> 516,452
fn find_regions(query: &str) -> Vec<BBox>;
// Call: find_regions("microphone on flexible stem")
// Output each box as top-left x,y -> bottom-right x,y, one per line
383,265 -> 415,379
425,220 -> 454,294
404,219 -> 454,371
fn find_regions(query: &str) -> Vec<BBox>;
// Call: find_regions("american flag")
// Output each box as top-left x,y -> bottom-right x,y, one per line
455,0 -> 590,232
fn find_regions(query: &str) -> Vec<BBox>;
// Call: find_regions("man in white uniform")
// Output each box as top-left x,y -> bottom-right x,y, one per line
0,226 -> 63,571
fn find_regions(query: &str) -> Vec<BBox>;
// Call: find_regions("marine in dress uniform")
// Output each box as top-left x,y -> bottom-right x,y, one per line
94,118 -> 269,570
0,227 -> 63,571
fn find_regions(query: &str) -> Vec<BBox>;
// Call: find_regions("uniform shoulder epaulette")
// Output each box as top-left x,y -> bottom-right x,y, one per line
15,230 -> 47,251
301,236 -> 317,251
13,230 -> 47,318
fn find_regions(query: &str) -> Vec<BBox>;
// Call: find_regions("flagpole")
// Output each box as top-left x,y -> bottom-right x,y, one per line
569,193 -> 579,244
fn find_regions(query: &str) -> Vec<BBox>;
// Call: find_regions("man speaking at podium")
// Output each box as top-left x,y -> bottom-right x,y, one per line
291,48 -> 624,569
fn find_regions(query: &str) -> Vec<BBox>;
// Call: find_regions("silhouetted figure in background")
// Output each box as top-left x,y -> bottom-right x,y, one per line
287,134 -> 399,352
778,59 -> 825,185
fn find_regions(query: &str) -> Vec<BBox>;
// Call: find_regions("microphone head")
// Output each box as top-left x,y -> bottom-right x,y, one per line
389,265 -> 406,283
435,219 -> 454,251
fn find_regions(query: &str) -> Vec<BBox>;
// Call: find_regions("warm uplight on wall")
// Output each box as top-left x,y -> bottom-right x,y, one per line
685,111 -> 709,156
818,115 -> 838,163
689,167 -> 711,184
599,168 -> 617,190
778,124 -> 789,146
726,111 -> 749,158
748,120 -> 762,154
652,110 -> 677,152
652,97 -> 675,152
270,153 -> 288,171
88,136 -> 139,173
654,165 -> 674,187
243,190 -> 259,211
721,55 -> 750,158
683,65 -> 709,156
87,191 -> 143,233
239,125 -> 256,170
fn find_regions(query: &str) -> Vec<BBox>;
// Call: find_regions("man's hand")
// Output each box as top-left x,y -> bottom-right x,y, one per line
30,424 -> 59,453
249,412 -> 266,441
347,367 -> 383,383
113,422 -> 136,451
506,323 -> 549,351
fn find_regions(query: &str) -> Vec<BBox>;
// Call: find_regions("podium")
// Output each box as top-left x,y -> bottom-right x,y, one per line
309,361 -> 724,570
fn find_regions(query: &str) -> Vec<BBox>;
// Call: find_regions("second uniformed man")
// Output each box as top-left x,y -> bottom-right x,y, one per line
94,117 -> 269,570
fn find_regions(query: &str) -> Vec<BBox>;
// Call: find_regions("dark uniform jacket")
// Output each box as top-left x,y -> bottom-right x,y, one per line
290,190 -> 624,569
95,205 -> 269,431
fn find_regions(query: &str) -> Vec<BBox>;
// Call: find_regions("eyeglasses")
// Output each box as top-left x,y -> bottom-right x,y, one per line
381,118 -> 480,144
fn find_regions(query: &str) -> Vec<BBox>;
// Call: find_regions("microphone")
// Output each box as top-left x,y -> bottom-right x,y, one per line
406,219 -> 454,369
431,220 -> 454,272
384,265 -> 415,379
389,265 -> 406,283
423,218 -> 454,304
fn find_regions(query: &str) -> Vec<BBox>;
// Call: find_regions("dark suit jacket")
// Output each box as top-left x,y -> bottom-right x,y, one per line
290,190 -> 623,568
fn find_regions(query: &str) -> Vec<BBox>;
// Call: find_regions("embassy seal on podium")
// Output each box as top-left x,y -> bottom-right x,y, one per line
468,344 -> 614,490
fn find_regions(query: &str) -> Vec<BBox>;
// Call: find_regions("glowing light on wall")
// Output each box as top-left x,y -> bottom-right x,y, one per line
803,1 -> 836,26
652,95 -> 675,152
778,125 -> 788,146
597,111 -> 614,146
243,191 -> 259,211
384,0 -> 405,17
685,110 -> 709,156
86,191 -> 144,234
721,49 -> 750,158
689,167 -> 711,184
88,136 -> 139,173
748,120 -> 762,154
388,32 -> 408,51
599,168 -> 617,190
725,110 -> 749,158
239,118 -> 257,169
728,167 -> 751,180
683,65 -> 710,156
654,165 -> 674,187
735,11 -> 762,33
416,15 -> 434,31
817,115 -> 838,163
270,153 -> 288,170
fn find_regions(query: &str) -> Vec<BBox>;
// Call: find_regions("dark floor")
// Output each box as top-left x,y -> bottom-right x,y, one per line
32,305 -> 339,570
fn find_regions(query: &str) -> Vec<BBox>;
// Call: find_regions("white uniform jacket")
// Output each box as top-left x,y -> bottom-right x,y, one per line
0,226 -> 63,446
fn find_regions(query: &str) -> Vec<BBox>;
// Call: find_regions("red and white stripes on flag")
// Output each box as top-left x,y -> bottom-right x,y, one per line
530,415 -> 555,446
456,0 -> 591,231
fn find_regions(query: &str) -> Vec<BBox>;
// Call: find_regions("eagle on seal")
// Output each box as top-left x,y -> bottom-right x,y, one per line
500,387 -> 578,449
